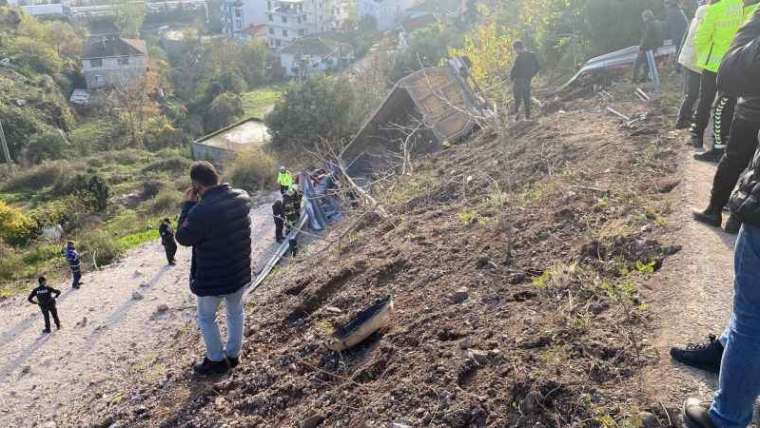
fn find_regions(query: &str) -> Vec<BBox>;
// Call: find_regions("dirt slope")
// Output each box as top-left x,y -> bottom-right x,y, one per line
55,81 -> 711,427
0,198 -> 277,428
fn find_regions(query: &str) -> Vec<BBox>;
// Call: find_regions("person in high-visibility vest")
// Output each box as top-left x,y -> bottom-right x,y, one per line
277,166 -> 294,195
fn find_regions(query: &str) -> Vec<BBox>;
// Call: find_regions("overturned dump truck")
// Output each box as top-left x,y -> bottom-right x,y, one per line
342,59 -> 491,178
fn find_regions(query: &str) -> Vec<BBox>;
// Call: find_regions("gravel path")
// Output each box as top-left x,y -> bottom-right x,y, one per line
0,198 -> 277,427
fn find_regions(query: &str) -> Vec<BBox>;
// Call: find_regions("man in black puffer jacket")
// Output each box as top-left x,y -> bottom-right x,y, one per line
693,6 -> 760,233
678,8 -> 760,427
176,161 -> 252,376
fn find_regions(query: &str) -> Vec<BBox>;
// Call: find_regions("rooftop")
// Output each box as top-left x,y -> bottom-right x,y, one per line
83,36 -> 148,59
280,36 -> 353,56
194,118 -> 271,152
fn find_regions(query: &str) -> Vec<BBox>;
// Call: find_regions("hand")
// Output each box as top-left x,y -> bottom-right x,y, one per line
184,187 -> 199,203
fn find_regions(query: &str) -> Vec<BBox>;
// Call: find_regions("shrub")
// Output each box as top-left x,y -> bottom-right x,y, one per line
1,162 -> 68,192
226,147 -> 277,192
51,173 -> 110,212
79,230 -> 122,266
141,156 -> 192,175
147,189 -> 182,214
141,180 -> 164,200
24,131 -> 67,164
143,117 -> 184,151
205,92 -> 244,133
0,200 -> 37,245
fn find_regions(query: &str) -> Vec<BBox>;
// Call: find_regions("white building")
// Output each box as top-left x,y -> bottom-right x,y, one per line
265,0 -> 343,49
279,35 -> 354,78
81,35 -> 148,90
222,0 -> 269,38
357,0 -> 417,31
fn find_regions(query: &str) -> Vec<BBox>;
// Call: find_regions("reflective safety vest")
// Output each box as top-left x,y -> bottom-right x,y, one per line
694,0 -> 744,73
277,171 -> 294,188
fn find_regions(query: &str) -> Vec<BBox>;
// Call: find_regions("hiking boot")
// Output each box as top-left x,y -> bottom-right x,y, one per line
683,398 -> 716,428
227,356 -> 240,369
193,358 -> 230,376
693,208 -> 722,228
724,214 -> 741,234
694,149 -> 724,163
670,335 -> 723,374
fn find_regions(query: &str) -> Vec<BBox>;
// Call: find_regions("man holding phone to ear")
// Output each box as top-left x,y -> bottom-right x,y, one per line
175,161 -> 252,376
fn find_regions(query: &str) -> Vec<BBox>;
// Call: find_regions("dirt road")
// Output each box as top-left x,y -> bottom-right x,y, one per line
0,197 -> 277,427
643,143 -> 737,408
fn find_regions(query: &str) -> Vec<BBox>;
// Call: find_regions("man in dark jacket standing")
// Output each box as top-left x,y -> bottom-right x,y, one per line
666,0 -> 689,62
272,199 -> 285,243
28,277 -> 62,334
64,241 -> 82,289
159,218 -> 177,265
509,40 -> 540,120
633,10 -> 665,87
676,8 -> 760,427
693,6 -> 760,232
175,161 -> 252,376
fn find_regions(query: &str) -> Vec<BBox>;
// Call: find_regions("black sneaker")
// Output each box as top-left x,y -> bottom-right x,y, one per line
42,329 -> 51,334
193,358 -> 230,376
724,215 -> 741,235
694,150 -> 724,163
670,335 -> 723,374
692,209 -> 722,228
683,398 -> 716,428
227,356 -> 239,369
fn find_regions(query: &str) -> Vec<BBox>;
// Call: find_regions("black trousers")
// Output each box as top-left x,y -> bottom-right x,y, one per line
678,68 -> 701,123
694,70 -> 718,132
41,304 -> 60,331
709,117 -> 760,211
512,78 -> 532,119
71,267 -> 81,288
274,217 -> 284,242
163,243 -> 177,264
713,96 -> 737,150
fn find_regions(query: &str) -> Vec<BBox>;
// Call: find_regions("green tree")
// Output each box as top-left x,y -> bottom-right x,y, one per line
391,24 -> 464,82
205,92 -> 244,133
266,76 -> 356,149
113,1 -> 145,37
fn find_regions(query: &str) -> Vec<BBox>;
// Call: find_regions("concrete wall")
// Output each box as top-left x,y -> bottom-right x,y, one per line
82,55 -> 147,90
192,143 -> 236,165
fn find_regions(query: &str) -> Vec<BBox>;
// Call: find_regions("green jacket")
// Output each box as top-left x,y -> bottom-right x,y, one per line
277,171 -> 294,188
694,0 -> 744,72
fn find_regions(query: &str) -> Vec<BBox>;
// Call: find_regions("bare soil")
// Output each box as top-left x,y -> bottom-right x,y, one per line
54,81 -> 707,427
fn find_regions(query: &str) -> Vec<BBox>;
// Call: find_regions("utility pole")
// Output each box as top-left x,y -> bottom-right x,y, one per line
0,119 -> 12,170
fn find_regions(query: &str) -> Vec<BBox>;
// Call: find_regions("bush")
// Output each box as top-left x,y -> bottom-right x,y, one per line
147,189 -> 182,214
0,200 -> 38,245
143,117 -> 184,151
24,131 -> 67,164
79,230 -> 122,266
141,156 -> 192,175
141,180 -> 164,199
1,162 -> 68,192
51,173 -> 110,212
226,147 -> 277,192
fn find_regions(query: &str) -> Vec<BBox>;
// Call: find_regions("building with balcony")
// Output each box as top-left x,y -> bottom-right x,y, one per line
265,0 -> 343,49
222,0 -> 269,38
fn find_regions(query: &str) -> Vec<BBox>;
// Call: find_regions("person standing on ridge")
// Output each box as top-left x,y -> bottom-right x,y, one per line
692,2 -> 760,232
175,161 -> 252,376
159,218 -> 177,265
509,40 -> 540,120
282,186 -> 302,257
28,277 -> 62,334
64,241 -> 82,289
272,199 -> 285,244
633,9 -> 665,88
676,0 -> 710,129
690,0 -> 745,149
277,166 -> 294,195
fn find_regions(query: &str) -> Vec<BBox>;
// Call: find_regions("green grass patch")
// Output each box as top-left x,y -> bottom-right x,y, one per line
241,84 -> 286,118
117,229 -> 159,250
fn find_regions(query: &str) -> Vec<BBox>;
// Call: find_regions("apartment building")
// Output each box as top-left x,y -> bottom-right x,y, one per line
265,0 -> 344,49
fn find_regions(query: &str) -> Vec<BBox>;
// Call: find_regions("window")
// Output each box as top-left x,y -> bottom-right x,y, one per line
281,16 -> 287,23
275,39 -> 282,47
283,29 -> 288,37
268,14 -> 273,21
267,1 -> 271,10
298,29 -> 305,36
118,57 -> 130,66
269,27 -> 275,34
235,8 -> 241,17
90,58 -> 103,68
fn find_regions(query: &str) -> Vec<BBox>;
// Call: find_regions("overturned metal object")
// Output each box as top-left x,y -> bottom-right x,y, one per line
326,297 -> 394,352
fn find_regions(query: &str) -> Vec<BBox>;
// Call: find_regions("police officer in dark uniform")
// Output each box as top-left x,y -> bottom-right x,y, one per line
159,218 -> 177,265
27,277 -> 62,334
272,200 -> 285,243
